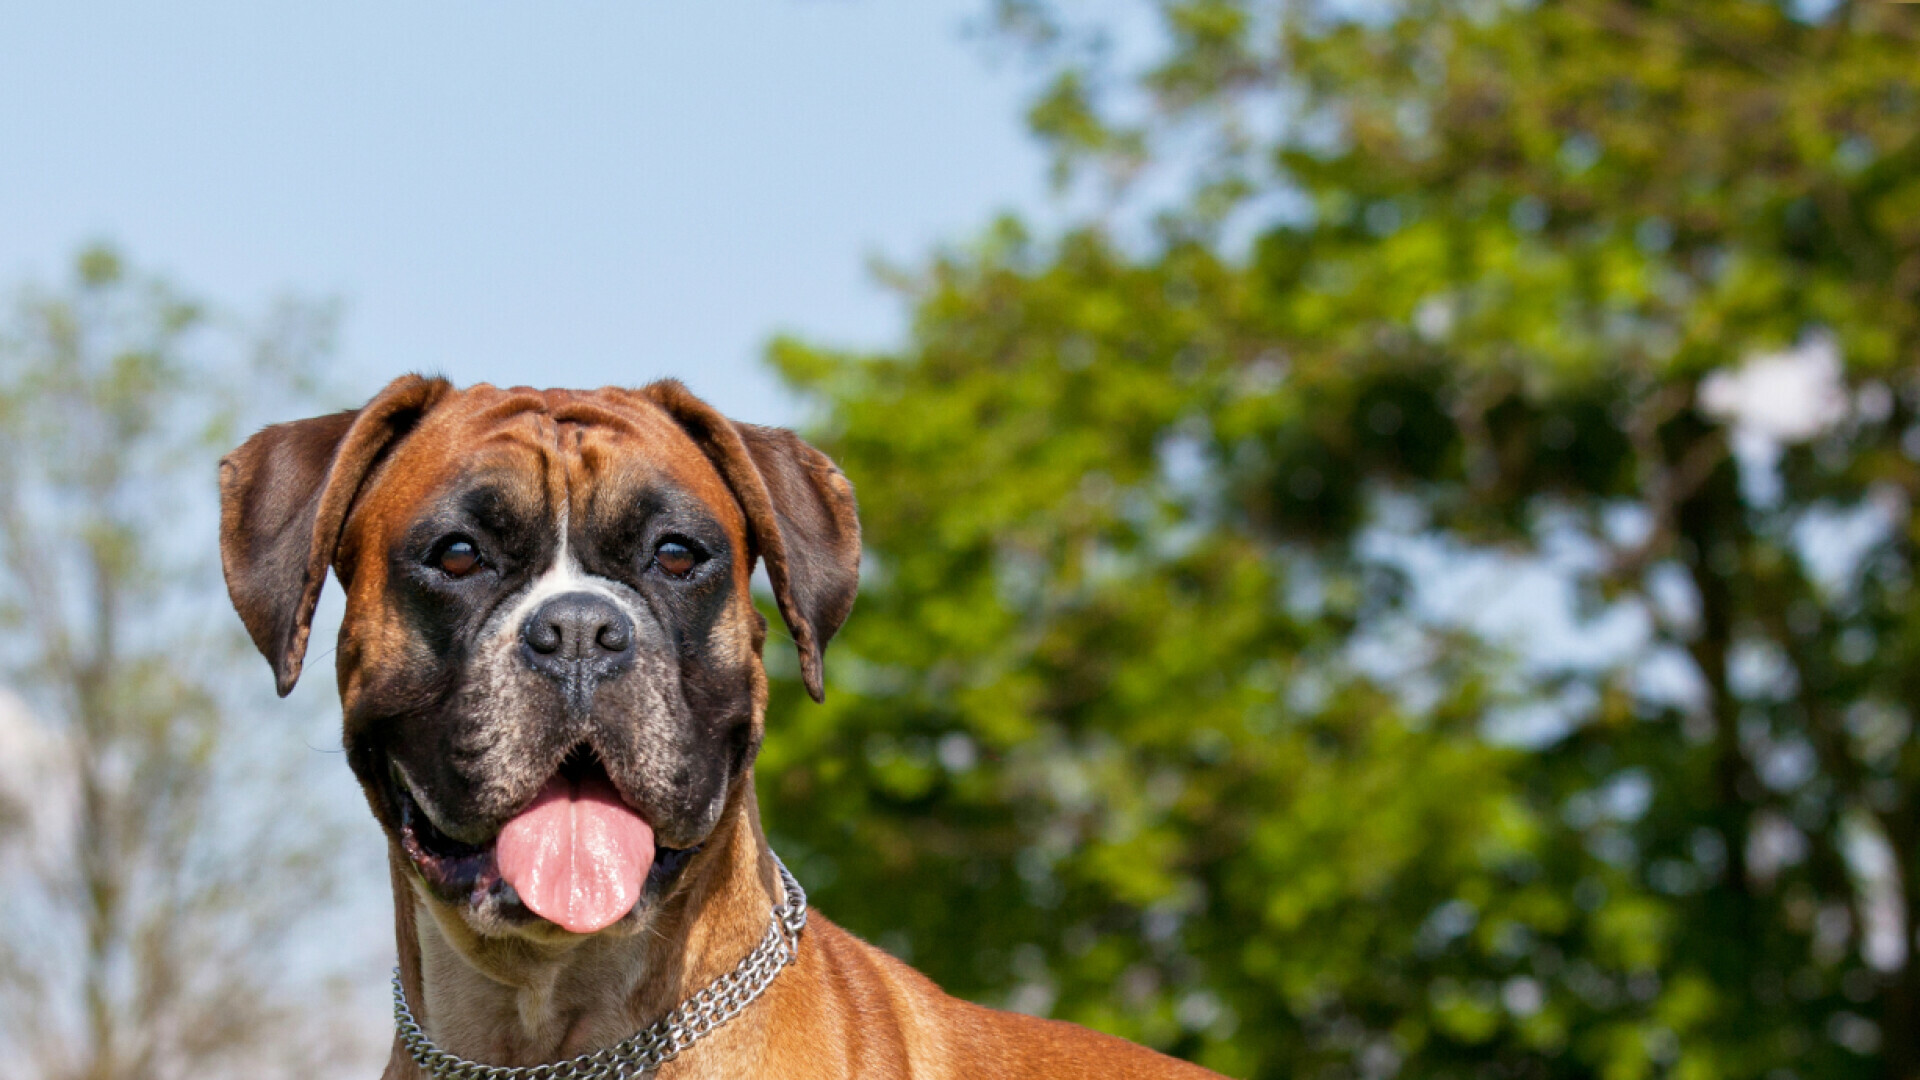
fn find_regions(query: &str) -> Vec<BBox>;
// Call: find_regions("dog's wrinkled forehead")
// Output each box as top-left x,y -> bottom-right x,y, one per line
343,387 -> 749,575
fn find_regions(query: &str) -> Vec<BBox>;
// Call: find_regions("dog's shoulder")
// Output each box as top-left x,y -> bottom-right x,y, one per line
771,913 -> 1223,1079
935,999 -> 1225,1080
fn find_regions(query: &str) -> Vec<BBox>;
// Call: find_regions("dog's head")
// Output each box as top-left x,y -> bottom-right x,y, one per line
218,377 -> 858,940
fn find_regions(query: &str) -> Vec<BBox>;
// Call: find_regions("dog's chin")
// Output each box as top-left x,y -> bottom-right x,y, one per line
385,759 -> 701,942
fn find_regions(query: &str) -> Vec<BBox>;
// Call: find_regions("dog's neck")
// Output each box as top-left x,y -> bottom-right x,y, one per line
386,784 -> 778,1074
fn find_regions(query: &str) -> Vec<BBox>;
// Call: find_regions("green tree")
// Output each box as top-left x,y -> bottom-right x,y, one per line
0,248 -> 368,1079
759,3 -> 1920,1078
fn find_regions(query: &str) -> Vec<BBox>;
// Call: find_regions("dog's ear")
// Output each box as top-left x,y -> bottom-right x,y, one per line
644,380 -> 860,702
219,375 -> 453,697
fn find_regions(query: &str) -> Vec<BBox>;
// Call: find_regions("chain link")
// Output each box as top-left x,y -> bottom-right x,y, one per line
394,855 -> 808,1080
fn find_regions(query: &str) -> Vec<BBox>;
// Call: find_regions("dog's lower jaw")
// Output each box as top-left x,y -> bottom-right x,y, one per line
386,781 -> 780,1074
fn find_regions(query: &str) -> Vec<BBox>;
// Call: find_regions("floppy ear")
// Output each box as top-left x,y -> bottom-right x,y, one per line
644,380 -> 861,702
219,375 -> 453,697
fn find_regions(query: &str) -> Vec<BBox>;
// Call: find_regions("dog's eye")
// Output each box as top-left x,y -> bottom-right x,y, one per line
433,537 -> 482,577
654,538 -> 702,578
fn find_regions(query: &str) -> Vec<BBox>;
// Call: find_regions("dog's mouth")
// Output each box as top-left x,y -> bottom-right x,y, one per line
389,748 -> 698,934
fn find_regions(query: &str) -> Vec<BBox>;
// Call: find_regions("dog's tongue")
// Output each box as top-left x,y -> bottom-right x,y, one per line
496,771 -> 654,934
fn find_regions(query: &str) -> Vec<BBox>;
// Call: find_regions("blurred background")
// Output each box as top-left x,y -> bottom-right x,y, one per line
2,1 -> 1915,1078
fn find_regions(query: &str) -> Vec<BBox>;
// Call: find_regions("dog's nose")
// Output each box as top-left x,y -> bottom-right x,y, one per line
521,593 -> 636,707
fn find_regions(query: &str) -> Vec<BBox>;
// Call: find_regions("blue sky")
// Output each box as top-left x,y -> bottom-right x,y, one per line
1,0 -> 1054,424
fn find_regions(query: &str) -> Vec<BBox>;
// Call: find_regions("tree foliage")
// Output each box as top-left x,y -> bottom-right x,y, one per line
759,3 -> 1920,1078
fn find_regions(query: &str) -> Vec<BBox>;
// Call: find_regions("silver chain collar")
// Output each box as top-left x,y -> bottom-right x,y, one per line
394,855 -> 808,1080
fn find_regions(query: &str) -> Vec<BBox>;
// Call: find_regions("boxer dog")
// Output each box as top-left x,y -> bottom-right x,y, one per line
219,376 -> 1220,1078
